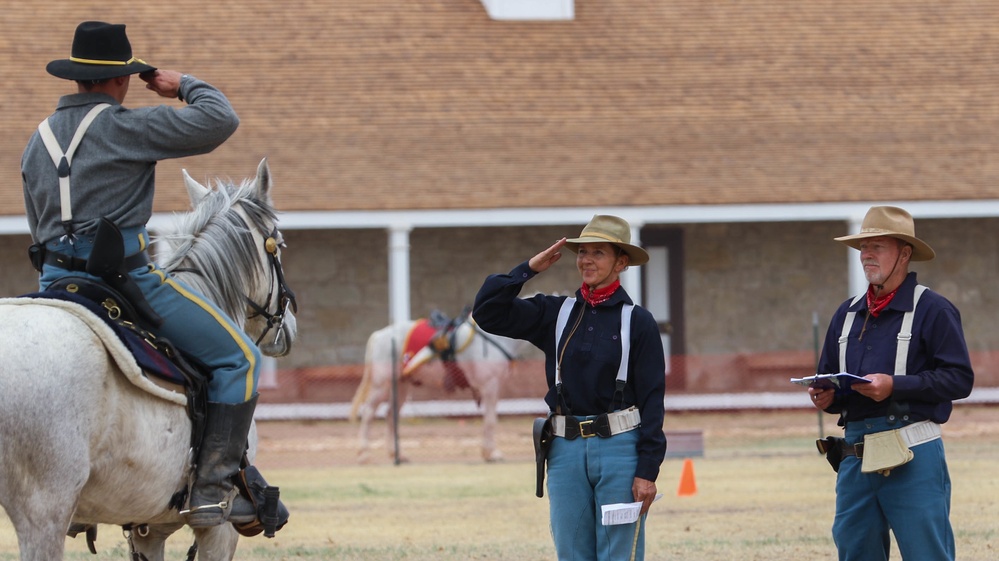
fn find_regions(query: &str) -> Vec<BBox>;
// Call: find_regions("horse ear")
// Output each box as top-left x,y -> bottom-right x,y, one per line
254,158 -> 272,201
182,169 -> 210,206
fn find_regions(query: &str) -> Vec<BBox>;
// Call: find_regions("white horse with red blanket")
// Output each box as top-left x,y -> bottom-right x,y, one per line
349,314 -> 527,463
0,159 -> 296,561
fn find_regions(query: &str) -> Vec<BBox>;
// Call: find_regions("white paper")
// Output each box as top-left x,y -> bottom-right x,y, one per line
600,493 -> 663,526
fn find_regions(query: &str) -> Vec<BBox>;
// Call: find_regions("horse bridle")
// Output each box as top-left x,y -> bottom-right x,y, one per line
245,226 -> 297,346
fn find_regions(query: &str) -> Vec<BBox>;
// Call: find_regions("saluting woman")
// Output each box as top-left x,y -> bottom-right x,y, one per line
473,215 -> 667,561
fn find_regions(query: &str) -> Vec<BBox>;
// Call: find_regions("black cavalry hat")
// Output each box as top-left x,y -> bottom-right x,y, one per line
46,21 -> 155,81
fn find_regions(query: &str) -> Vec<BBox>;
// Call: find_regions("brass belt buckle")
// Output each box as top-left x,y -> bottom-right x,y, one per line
578,419 -> 596,438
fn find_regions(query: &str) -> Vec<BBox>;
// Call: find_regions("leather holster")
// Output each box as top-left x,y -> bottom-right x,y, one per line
533,413 -> 553,498
816,436 -> 848,473
86,217 -> 162,327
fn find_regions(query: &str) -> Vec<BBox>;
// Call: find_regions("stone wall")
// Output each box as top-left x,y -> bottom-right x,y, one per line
680,217 -> 999,391
2,217 -> 997,402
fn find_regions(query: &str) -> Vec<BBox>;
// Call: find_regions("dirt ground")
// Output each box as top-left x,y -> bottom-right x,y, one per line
4,403 -> 997,561
252,402 -> 999,469
253,414 -> 540,468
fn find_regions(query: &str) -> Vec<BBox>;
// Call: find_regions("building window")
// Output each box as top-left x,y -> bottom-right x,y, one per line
479,0 -> 574,21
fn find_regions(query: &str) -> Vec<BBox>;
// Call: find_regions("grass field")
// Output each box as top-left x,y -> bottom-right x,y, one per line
2,405 -> 997,560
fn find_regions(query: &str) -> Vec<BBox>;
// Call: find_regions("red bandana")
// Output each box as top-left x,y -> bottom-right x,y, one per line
866,285 -> 899,317
580,280 -> 621,307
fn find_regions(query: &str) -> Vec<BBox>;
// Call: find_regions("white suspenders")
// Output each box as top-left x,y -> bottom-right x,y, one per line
36,103 -> 111,238
554,297 -> 634,386
838,293 -> 865,373
549,297 -> 643,437
837,285 -> 928,376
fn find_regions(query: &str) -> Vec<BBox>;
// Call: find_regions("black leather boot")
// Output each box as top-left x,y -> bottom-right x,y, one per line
185,395 -> 259,528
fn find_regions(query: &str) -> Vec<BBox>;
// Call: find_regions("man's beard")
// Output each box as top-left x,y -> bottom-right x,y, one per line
864,262 -> 885,285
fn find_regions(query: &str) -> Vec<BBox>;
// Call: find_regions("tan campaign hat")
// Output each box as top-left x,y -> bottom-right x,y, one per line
834,206 -> 934,261
563,215 -> 650,266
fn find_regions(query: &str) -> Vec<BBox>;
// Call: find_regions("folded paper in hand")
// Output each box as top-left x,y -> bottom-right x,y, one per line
601,494 -> 663,526
790,372 -> 872,390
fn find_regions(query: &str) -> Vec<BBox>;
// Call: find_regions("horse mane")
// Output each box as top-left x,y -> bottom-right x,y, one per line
157,176 -> 278,323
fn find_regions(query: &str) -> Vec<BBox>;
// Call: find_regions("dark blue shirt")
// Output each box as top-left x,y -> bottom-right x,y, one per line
473,261 -> 667,481
816,272 -> 974,425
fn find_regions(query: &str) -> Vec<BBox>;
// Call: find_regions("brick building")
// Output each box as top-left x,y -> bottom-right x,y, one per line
2,1 -> 998,402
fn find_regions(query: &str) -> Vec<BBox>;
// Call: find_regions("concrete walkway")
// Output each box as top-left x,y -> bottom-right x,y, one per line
256,387 -> 999,421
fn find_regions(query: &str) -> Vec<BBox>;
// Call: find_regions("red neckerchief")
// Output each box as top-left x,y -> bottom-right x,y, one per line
866,284 -> 899,317
580,279 -> 621,307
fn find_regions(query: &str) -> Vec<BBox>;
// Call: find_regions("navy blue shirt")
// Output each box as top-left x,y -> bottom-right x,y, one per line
473,261 -> 667,481
816,272 -> 974,425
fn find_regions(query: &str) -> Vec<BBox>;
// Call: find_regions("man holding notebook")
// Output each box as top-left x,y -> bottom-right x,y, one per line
810,206 -> 973,561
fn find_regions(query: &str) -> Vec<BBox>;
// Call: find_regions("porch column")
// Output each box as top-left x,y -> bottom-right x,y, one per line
845,215 -> 867,297
623,221 -> 644,306
388,225 -> 412,324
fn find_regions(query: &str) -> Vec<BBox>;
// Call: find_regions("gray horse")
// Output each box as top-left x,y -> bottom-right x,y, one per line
0,159 -> 297,561
349,317 -> 527,463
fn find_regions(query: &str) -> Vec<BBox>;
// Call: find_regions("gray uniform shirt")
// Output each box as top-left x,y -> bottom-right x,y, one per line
21,75 -> 239,245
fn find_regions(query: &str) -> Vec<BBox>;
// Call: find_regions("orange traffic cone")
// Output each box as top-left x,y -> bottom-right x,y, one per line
677,458 -> 697,497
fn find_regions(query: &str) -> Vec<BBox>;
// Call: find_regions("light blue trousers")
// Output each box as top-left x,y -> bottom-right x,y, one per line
834,417 -> 954,561
41,228 -> 260,404
547,428 -> 645,561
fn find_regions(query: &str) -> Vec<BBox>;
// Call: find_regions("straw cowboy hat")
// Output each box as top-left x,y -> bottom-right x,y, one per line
47,21 -> 155,81
563,215 -> 650,266
834,206 -> 935,261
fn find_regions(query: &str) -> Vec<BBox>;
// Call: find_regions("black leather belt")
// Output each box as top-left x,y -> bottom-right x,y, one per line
44,250 -> 151,273
841,441 -> 863,458
558,414 -> 614,440
816,437 -> 864,459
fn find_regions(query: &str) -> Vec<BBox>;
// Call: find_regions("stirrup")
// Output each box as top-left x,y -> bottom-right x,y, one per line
180,500 -> 230,516
181,487 -> 237,522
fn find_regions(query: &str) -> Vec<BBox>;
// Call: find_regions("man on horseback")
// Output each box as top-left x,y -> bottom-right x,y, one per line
21,21 -> 269,530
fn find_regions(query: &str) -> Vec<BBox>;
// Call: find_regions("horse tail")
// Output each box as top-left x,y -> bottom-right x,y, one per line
349,330 -> 378,422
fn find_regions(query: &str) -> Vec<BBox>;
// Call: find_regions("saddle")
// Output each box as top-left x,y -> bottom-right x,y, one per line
27,280 -> 202,389
410,309 -> 478,401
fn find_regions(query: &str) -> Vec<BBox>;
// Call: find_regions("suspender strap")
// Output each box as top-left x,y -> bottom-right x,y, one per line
837,285 -> 928,376
554,297 -> 634,394
36,103 -> 112,225
617,303 -> 634,384
838,293 -> 865,372
895,285 -> 928,376
554,296 -> 576,385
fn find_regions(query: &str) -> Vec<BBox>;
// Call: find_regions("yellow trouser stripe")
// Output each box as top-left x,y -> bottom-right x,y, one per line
164,277 -> 257,401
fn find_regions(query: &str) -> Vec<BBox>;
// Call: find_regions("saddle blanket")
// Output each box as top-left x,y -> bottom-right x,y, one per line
0,293 -> 187,406
401,319 -> 437,374
401,319 -> 477,387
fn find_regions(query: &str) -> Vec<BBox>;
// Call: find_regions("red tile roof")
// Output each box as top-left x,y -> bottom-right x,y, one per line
2,0 -> 998,216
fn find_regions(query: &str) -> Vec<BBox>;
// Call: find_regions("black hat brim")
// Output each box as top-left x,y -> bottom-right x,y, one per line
46,58 -> 156,81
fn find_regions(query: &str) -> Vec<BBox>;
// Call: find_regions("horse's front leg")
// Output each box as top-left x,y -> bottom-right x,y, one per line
128,522 -> 237,561
127,522 -> 179,561
191,524 -> 240,561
